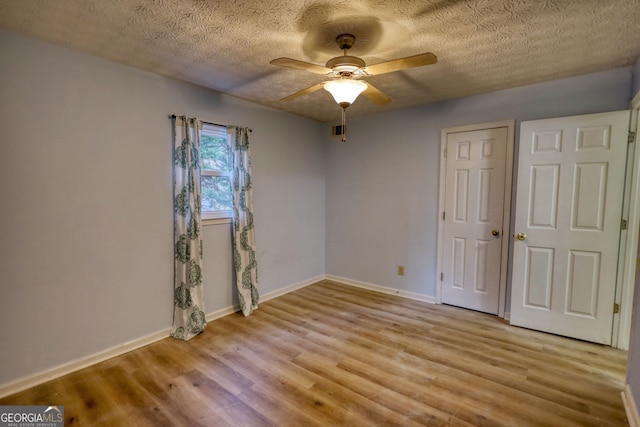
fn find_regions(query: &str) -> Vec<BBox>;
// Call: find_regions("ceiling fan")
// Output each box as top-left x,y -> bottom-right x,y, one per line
270,34 -> 437,140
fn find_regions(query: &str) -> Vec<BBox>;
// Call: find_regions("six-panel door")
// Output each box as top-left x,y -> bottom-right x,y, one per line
442,127 -> 509,314
510,110 -> 630,344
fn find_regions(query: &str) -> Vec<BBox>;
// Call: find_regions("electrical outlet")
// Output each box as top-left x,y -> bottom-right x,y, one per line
398,265 -> 405,276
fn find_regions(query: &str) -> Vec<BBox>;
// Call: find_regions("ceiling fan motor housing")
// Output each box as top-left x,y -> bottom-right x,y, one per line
327,34 -> 365,74
326,55 -> 366,73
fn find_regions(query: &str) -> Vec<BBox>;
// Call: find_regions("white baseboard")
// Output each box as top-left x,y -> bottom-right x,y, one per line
260,275 -> 324,303
0,275 -> 427,399
0,327 -> 171,399
623,384 -> 640,427
205,305 -> 240,322
325,275 -> 436,304
0,275 -> 323,400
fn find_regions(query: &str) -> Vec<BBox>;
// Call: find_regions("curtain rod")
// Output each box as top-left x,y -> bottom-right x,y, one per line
169,115 -> 252,132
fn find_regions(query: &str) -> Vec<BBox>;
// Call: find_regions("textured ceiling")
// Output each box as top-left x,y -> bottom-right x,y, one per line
1,0 -> 640,122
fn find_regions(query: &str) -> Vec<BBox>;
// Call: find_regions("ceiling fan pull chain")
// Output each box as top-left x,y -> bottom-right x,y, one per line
341,107 -> 347,142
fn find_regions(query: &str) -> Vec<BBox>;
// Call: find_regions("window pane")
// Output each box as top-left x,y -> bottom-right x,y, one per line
201,134 -> 230,171
201,176 -> 232,211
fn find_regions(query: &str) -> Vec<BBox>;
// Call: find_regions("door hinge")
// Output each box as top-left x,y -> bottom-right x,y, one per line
442,211 -> 446,220
621,219 -> 628,230
629,131 -> 636,144
440,272 -> 444,281
614,303 -> 620,314
444,148 -> 447,158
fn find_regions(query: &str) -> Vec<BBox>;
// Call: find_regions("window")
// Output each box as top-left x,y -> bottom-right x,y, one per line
200,124 -> 232,220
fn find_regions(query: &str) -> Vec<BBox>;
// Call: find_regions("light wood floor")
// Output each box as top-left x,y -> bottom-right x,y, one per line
1,280 -> 629,426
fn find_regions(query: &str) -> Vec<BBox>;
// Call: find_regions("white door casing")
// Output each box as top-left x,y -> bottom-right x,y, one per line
614,96 -> 640,350
438,123 -> 513,315
510,110 -> 630,344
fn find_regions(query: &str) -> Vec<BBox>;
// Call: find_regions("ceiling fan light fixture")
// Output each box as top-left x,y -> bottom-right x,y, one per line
324,79 -> 368,107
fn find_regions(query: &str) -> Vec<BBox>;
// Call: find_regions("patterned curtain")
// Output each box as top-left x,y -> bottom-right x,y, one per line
171,116 -> 206,340
228,126 -> 260,316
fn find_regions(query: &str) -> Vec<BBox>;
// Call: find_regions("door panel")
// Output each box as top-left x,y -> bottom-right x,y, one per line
442,127 -> 509,314
452,238 -> 466,287
510,110 -> 630,344
566,250 -> 599,316
529,164 -> 559,228
524,246 -> 554,309
475,239 -> 489,292
454,169 -> 469,221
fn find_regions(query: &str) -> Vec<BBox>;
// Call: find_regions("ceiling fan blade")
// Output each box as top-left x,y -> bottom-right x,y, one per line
362,82 -> 392,105
270,58 -> 331,75
365,53 -> 437,76
279,82 -> 326,102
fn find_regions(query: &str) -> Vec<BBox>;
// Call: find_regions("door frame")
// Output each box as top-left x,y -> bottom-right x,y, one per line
436,119 -> 515,318
614,95 -> 640,349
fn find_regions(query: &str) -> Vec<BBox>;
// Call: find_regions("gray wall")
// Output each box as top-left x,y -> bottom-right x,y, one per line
0,29 -> 326,385
326,68 -> 632,298
633,56 -> 640,97
629,266 -> 640,414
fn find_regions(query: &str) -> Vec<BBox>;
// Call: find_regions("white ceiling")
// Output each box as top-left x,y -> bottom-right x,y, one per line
1,0 -> 639,123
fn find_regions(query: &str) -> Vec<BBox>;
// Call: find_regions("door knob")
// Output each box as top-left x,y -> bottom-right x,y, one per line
516,232 -> 527,241
491,229 -> 500,237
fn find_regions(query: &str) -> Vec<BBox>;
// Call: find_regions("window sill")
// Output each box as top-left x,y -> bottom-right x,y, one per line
202,217 -> 232,226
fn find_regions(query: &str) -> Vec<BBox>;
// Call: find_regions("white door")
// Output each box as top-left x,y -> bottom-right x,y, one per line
510,110 -> 630,345
441,127 -> 509,314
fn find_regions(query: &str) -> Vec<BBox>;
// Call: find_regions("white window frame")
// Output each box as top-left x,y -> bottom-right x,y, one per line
201,123 -> 232,223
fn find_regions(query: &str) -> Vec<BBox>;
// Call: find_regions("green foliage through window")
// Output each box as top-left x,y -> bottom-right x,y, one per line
201,176 -> 232,211
201,134 -> 231,171
200,130 -> 232,215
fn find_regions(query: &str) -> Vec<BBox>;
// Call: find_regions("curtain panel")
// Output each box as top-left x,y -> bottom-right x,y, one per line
171,116 -> 206,340
228,126 -> 260,316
